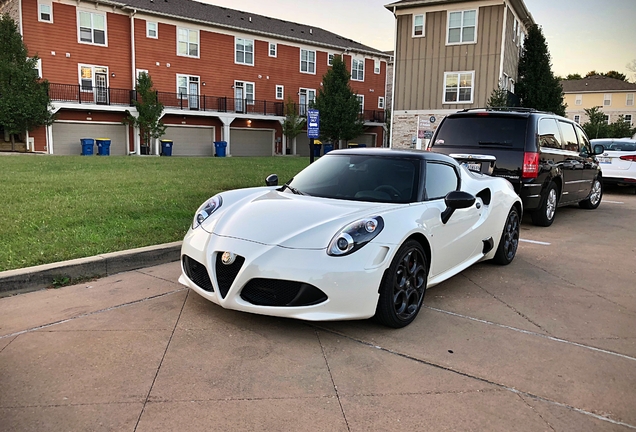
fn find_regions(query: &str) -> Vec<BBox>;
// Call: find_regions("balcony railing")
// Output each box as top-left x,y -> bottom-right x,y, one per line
47,83 -> 387,122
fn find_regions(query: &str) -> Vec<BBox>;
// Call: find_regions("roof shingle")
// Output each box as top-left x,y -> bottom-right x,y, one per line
561,75 -> 636,93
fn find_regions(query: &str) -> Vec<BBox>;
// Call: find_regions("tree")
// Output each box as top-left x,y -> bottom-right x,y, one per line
281,97 -> 305,154
516,25 -> 566,116
486,86 -> 510,108
604,70 -> 627,81
585,70 -> 599,77
564,73 -> 583,81
581,106 -> 610,139
609,115 -> 636,138
0,14 -> 53,150
627,59 -> 636,82
123,72 -> 166,154
313,55 -> 364,146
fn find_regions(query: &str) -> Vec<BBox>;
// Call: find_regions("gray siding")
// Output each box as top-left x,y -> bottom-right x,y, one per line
502,7 -> 521,83
394,5 -> 505,111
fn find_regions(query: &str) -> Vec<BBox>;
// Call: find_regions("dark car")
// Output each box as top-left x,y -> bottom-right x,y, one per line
429,108 -> 605,226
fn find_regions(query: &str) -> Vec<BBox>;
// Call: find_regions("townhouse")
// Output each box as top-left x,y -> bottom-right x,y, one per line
1,0 -> 390,156
561,75 -> 636,128
385,0 -> 534,149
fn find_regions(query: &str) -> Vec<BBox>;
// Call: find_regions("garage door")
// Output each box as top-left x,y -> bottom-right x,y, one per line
351,133 -> 376,147
163,126 -> 214,156
52,122 -> 128,155
230,129 -> 274,156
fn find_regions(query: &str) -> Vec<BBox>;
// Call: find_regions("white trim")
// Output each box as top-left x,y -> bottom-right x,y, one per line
498,4 -> 508,81
78,64 -> 109,92
442,71 -> 475,104
234,36 -> 255,66
136,69 -> 149,78
624,114 -> 633,125
573,115 -> 580,124
446,8 -> 478,46
575,94 -> 582,105
412,13 -> 425,38
18,0 -> 23,35
269,42 -> 277,58
35,58 -> 42,78
374,59 -> 381,74
300,48 -> 316,75
176,74 -> 200,99
627,93 -> 634,106
351,57 -> 365,82
234,80 -> 256,105
378,96 -> 385,109
146,21 -> 158,38
603,93 -> 612,106
38,0 -> 53,23
328,53 -> 335,66
177,27 -> 200,58
356,94 -> 365,114
275,85 -> 284,100
77,9 -> 108,47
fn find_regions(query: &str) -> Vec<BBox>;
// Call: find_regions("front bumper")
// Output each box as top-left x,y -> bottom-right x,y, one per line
179,227 -> 394,321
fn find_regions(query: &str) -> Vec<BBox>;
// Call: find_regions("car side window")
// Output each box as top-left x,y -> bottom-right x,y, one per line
425,162 -> 459,200
538,118 -> 562,149
575,126 -> 592,154
559,121 -> 579,152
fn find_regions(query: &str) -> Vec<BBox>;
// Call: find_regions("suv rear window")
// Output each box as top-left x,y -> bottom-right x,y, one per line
433,116 -> 528,149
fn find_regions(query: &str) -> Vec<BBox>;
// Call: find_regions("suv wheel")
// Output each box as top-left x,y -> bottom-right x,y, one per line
579,178 -> 603,209
531,181 -> 558,227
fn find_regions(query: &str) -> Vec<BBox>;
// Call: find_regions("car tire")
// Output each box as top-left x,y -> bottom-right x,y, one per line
492,206 -> 520,265
579,177 -> 603,209
374,240 -> 428,328
531,181 -> 558,227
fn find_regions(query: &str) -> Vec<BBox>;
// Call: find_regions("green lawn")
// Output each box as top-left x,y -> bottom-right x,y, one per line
0,155 -> 309,272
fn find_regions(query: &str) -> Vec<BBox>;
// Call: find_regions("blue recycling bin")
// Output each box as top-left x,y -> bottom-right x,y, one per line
214,141 -> 227,157
96,138 -> 111,156
80,138 -> 94,156
161,139 -> 173,156
358,143 -> 367,148
323,143 -> 334,154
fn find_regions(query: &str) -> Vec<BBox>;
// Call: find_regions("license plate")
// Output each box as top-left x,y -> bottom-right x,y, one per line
597,157 -> 611,164
464,162 -> 481,171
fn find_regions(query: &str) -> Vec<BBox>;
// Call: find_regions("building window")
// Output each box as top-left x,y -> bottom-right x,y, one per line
604,94 -> 612,106
512,18 -> 517,42
235,38 -> 254,65
38,1 -> 52,23
575,94 -> 582,105
136,69 -> 148,80
269,42 -> 277,58
624,114 -> 632,125
352,58 -> 364,81
177,75 -> 199,97
328,53 -> 334,66
374,59 -> 381,74
447,9 -> 477,44
300,49 -> 316,74
276,85 -> 284,100
574,115 -> 580,124
79,64 -> 108,103
356,95 -> 364,114
603,115 -> 610,125
299,88 -> 316,116
627,93 -> 634,106
178,28 -> 199,57
234,81 -> 255,106
78,11 -> 106,45
443,71 -> 474,104
413,14 -> 424,37
146,22 -> 157,38
378,96 -> 385,109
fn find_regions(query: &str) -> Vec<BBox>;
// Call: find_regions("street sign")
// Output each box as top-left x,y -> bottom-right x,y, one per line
307,109 -> 320,138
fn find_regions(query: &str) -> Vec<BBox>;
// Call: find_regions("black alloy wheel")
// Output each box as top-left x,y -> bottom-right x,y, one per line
374,240 -> 428,328
531,181 -> 558,227
493,206 -> 520,265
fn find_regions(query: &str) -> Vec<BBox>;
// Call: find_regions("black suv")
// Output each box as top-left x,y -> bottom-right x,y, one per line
429,108 -> 604,226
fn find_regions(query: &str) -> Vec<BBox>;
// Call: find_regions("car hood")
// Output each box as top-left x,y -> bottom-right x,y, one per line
202,189 -> 396,249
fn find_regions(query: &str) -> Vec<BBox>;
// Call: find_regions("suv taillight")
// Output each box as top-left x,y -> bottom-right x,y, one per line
619,155 -> 636,162
522,152 -> 539,178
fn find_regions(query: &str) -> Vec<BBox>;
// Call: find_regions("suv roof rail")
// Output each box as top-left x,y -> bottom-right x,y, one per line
457,107 -> 555,115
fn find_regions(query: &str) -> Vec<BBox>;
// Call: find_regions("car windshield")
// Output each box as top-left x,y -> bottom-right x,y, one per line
592,140 -> 636,152
433,116 -> 528,149
287,154 -> 420,203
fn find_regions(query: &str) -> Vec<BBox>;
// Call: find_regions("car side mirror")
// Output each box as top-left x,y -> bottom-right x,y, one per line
593,144 -> 605,155
441,191 -> 476,224
265,174 -> 278,186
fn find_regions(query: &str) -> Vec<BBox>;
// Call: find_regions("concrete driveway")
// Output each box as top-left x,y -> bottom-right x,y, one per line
1,187 -> 635,431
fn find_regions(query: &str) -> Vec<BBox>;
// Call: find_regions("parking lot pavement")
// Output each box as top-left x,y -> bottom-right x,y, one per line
1,189 -> 635,431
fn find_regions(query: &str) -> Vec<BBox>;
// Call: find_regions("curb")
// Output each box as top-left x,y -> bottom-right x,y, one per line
0,241 -> 182,296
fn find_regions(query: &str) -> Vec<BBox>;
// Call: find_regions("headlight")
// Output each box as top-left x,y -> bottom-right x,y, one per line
328,216 -> 384,256
192,195 -> 223,229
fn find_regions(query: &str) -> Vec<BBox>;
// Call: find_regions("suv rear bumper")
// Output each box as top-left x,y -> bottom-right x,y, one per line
517,182 -> 543,211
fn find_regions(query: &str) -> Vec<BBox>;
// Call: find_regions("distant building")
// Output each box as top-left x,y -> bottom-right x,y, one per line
385,0 -> 534,148
0,0 -> 389,155
561,75 -> 636,128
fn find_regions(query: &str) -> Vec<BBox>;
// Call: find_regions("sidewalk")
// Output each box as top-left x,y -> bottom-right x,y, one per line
0,242 -> 181,297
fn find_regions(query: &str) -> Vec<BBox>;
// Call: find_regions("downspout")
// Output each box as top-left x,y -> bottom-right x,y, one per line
389,6 -> 398,148
499,1 -> 508,88
18,0 -> 23,35
130,9 -> 137,89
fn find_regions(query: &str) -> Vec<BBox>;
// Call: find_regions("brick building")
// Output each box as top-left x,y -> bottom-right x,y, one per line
0,0 -> 390,156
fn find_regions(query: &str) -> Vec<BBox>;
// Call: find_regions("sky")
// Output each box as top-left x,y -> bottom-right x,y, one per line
198,0 -> 636,81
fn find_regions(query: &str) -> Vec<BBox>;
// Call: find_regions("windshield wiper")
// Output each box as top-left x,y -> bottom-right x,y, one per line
479,141 -> 513,147
278,183 -> 306,195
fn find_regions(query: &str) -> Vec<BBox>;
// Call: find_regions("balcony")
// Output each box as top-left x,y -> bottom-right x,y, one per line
47,83 -> 387,123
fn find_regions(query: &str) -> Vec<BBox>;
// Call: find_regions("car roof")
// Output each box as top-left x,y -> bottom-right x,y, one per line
591,138 -> 636,143
446,108 -> 566,120
326,148 -> 459,164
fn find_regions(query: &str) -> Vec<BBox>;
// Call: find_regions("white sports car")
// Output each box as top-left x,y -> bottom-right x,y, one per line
179,149 -> 522,328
